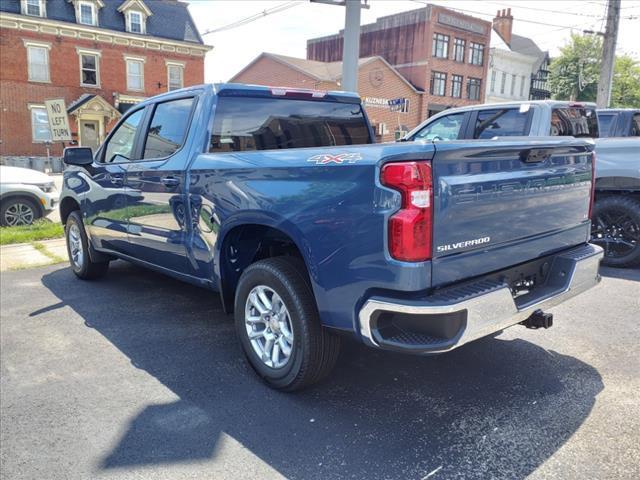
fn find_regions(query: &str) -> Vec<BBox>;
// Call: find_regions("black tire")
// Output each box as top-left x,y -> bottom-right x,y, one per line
1,196 -> 41,226
234,257 -> 341,391
65,211 -> 110,279
591,195 -> 640,268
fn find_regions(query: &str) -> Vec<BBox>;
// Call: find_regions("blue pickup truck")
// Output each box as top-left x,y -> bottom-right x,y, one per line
59,84 -> 603,391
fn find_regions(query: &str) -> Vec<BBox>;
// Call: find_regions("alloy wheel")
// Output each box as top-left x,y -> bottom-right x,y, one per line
4,202 -> 35,226
244,285 -> 294,369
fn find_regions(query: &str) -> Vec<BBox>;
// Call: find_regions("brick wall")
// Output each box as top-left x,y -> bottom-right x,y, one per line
307,5 -> 491,117
0,28 -> 205,157
356,58 -> 423,141
232,55 -> 335,91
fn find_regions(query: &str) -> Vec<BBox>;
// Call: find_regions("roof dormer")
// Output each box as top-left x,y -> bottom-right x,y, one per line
117,0 -> 152,35
69,0 -> 104,27
21,0 -> 46,18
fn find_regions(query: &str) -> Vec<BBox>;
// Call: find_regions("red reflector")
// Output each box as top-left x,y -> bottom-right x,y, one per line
381,162 -> 433,262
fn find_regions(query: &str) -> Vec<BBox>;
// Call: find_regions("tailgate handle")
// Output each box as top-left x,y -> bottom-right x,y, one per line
520,149 -> 551,163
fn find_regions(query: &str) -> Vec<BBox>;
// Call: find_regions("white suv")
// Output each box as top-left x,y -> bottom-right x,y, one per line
0,166 -> 59,226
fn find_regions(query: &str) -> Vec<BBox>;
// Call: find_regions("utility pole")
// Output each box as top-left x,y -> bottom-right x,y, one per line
596,0 -> 621,108
310,1 -> 369,93
341,0 -> 361,92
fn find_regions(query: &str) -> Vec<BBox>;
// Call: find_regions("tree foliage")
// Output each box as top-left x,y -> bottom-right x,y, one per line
549,33 -> 602,102
549,34 -> 640,107
611,55 -> 640,108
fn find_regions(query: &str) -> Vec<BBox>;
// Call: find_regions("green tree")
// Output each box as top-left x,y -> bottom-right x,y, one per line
611,55 -> 640,108
549,33 -> 602,102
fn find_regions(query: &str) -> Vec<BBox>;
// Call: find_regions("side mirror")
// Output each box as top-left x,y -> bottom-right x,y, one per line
63,147 -> 93,166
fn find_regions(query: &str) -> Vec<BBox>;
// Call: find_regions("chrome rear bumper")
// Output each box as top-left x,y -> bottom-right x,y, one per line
359,243 -> 603,354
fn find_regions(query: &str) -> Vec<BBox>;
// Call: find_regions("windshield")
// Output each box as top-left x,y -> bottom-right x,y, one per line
209,96 -> 372,152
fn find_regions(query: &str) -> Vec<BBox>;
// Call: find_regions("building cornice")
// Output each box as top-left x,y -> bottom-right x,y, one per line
0,11 -> 212,57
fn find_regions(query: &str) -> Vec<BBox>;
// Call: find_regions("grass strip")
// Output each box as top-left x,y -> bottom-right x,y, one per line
0,220 -> 64,246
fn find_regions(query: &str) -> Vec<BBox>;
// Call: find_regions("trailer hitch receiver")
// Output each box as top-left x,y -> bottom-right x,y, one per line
521,309 -> 553,329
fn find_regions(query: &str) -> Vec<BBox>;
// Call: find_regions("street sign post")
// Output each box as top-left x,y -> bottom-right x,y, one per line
44,99 -> 72,142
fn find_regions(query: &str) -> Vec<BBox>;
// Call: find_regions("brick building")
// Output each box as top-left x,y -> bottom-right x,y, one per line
307,4 -> 491,119
0,0 -> 211,162
231,52 -> 423,142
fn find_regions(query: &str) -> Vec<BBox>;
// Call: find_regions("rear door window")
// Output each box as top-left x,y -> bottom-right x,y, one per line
209,96 -> 371,152
551,107 -> 599,137
631,113 -> 640,136
597,113 -> 616,137
142,97 -> 195,159
412,113 -> 465,141
473,108 -> 529,139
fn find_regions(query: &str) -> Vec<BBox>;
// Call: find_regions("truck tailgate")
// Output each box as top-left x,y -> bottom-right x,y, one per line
431,138 -> 594,287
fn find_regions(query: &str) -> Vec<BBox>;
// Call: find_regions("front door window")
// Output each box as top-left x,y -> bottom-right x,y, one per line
413,113 -> 465,141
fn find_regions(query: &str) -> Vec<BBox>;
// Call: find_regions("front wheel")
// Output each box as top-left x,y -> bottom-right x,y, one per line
1,197 -> 41,226
65,211 -> 110,279
234,257 -> 341,391
591,195 -> 640,268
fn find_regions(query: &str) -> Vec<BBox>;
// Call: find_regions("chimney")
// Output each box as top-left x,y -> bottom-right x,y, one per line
493,8 -> 513,46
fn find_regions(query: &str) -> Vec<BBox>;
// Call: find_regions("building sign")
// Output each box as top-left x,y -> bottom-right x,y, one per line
363,96 -> 390,108
44,99 -> 72,141
437,13 -> 486,35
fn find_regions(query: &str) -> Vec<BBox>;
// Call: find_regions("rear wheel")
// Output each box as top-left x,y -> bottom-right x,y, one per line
234,257 -> 341,391
591,195 -> 640,268
1,197 -> 41,226
65,211 -> 110,279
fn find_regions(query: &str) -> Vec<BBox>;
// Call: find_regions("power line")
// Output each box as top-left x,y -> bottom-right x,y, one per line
409,0 -> 602,28
484,1 -> 604,18
201,1 -> 301,36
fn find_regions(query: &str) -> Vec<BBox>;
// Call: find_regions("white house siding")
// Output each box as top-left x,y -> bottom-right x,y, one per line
486,47 -> 537,103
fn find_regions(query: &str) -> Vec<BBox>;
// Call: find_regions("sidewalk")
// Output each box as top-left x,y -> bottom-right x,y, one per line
0,238 -> 67,271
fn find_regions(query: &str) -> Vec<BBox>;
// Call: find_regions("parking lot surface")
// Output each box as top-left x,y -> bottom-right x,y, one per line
1,262 -> 639,480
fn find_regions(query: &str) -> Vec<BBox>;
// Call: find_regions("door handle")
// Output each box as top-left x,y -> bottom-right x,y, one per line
109,175 -> 124,186
161,176 -> 180,188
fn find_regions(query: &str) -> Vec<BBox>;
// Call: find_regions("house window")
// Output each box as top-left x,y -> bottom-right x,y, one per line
510,74 -> 516,96
80,53 -> 99,86
453,38 -> 465,62
431,71 -> 447,96
500,72 -> 506,94
78,2 -> 96,26
467,78 -> 482,100
432,33 -> 449,59
24,0 -> 44,17
30,106 -> 51,143
469,42 -> 484,66
129,11 -> 143,33
400,99 -> 410,114
451,75 -> 463,98
167,64 -> 184,91
520,75 -> 526,97
126,59 -> 144,91
490,71 -> 496,93
26,45 -> 50,82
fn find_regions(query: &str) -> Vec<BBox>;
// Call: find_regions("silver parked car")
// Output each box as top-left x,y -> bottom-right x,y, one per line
0,166 -> 59,226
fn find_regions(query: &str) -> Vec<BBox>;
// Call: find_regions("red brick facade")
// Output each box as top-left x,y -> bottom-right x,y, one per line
231,54 -> 423,142
0,12 -> 209,159
307,4 -> 491,118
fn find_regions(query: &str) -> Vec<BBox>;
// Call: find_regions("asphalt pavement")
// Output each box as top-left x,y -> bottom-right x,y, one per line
1,262 -> 639,480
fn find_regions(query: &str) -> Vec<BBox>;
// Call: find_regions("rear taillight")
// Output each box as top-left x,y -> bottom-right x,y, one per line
589,151 -> 596,219
381,161 -> 433,262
